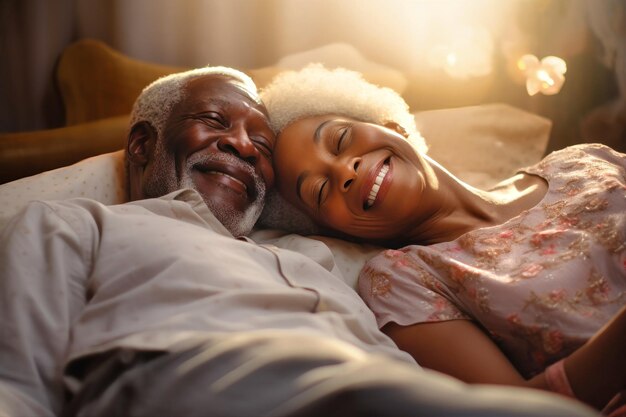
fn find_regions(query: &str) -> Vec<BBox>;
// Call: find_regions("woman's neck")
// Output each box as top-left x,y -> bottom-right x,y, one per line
403,158 -> 547,245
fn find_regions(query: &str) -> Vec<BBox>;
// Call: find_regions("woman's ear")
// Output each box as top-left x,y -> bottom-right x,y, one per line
383,121 -> 409,138
127,122 -> 158,167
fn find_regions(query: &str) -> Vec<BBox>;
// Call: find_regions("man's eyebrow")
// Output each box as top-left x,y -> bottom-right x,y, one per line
296,170 -> 310,202
313,120 -> 332,143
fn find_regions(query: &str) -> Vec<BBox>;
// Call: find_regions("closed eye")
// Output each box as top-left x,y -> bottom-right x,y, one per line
317,179 -> 328,208
197,112 -> 226,128
337,128 -> 347,152
336,125 -> 351,154
252,137 -> 273,160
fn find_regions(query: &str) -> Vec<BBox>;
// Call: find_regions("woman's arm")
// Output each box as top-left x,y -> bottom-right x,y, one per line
384,308 -> 626,410
383,319 -> 528,385
563,304 -> 626,409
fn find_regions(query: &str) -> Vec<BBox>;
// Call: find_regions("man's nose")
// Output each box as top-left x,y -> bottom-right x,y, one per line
332,157 -> 361,192
216,126 -> 259,164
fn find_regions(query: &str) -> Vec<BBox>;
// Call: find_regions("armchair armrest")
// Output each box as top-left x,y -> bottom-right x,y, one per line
0,115 -> 129,184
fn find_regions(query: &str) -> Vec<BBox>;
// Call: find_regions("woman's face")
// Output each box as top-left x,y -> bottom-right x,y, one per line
273,115 -> 432,242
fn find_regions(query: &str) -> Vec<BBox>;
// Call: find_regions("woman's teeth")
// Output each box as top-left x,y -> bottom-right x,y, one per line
366,164 -> 389,208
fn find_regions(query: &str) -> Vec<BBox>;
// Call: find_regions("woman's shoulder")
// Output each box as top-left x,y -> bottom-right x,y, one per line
543,143 -> 624,166
523,143 -> 625,178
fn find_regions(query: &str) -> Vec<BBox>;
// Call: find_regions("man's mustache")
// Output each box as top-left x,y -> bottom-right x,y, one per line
186,151 -> 265,198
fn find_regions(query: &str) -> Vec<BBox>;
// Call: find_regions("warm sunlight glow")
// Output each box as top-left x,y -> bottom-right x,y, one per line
517,60 -> 527,72
518,54 -> 567,96
537,70 -> 555,87
446,53 -> 458,67
427,25 -> 494,79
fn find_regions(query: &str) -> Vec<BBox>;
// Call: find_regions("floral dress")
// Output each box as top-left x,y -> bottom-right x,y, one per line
358,144 -> 626,378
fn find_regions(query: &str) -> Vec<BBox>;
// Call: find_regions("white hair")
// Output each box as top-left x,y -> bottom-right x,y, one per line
260,63 -> 426,152
130,66 -> 259,137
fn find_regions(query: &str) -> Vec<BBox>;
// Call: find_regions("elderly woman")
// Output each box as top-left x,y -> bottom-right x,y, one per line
259,64 -> 626,415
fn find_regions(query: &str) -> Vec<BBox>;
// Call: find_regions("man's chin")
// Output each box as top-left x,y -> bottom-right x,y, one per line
203,197 -> 263,236
202,188 -> 258,220
186,168 -> 266,235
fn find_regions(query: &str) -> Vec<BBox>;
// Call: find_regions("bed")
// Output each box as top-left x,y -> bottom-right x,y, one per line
0,39 -> 600,416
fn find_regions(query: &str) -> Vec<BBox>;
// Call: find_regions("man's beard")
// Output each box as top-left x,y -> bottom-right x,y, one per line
144,140 -> 266,236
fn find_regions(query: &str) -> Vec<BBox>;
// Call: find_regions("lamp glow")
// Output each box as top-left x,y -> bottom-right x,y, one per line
518,54 -> 567,96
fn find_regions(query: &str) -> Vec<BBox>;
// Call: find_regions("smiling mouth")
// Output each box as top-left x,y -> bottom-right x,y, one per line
364,159 -> 390,209
195,167 -> 248,195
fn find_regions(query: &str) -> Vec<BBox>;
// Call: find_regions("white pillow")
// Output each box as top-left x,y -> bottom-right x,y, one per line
418,103 -> 551,190
0,150 -> 126,230
0,104 -> 551,288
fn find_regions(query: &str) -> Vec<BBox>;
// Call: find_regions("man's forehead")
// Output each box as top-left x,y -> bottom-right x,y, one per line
225,78 -> 262,104
188,75 -> 261,103
183,75 -> 266,117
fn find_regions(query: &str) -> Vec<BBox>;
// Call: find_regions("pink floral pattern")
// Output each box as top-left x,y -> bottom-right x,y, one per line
358,144 -> 626,378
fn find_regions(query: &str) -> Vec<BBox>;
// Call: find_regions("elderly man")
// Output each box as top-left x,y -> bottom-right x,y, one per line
0,67 -> 598,417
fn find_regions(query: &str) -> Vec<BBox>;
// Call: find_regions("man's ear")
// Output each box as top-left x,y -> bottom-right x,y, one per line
383,121 -> 409,138
127,121 -> 158,167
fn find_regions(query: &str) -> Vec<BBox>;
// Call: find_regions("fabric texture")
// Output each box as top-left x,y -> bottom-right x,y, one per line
0,189 -> 413,416
417,103 -> 551,190
63,333 -> 598,417
359,144 -> 626,378
545,360 -> 576,398
0,190 -> 601,417
543,360 -> 626,416
0,150 -> 127,231
0,115 -> 129,184
56,39 -> 186,126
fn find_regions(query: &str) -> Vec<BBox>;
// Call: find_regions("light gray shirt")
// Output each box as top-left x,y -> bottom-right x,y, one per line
0,189 -> 413,416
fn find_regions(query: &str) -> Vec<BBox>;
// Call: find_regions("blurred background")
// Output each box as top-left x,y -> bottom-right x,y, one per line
1,0 -> 624,153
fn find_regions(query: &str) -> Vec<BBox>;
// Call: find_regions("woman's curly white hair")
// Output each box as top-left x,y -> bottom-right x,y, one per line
260,63 -> 426,152
257,63 -> 426,235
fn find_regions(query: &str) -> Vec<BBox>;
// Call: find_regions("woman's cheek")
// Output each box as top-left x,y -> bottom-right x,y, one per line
322,205 -> 354,232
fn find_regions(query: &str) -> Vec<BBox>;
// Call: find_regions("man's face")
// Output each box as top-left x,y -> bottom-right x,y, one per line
142,75 -> 275,236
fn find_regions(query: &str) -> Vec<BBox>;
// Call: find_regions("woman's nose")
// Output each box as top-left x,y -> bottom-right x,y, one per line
216,126 -> 259,164
333,157 -> 361,192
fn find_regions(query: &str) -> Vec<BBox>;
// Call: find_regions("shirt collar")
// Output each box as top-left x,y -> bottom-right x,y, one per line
161,188 -> 234,238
